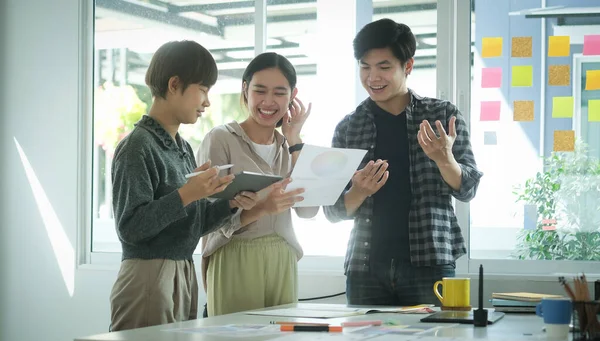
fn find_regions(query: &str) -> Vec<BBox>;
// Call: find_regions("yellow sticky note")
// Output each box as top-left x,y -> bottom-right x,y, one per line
552,96 -> 574,118
548,36 -> 570,57
553,130 -> 575,152
482,37 -> 502,58
513,101 -> 534,121
512,66 -> 533,87
585,70 -> 600,90
512,37 -> 532,57
548,65 -> 570,86
589,99 -> 600,122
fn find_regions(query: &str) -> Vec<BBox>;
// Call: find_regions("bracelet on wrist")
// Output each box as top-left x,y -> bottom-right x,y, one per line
288,143 -> 304,154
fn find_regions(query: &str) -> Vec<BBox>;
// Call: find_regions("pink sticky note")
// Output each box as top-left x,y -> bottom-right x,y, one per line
480,101 -> 501,121
583,35 -> 600,55
481,67 -> 502,88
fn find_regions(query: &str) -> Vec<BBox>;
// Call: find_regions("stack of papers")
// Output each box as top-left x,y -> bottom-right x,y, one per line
490,292 -> 562,313
491,292 -> 562,302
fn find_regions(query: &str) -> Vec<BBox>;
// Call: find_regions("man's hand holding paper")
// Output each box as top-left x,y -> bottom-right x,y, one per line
285,144 -> 368,207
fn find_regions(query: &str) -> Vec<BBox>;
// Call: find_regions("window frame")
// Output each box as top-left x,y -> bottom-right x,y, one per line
80,0 -> 599,279
457,0 -> 600,277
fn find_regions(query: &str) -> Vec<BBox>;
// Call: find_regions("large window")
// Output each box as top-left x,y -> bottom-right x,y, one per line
91,0 -> 439,259
467,0 -> 600,268
93,1 -> 253,252
90,0 -> 599,274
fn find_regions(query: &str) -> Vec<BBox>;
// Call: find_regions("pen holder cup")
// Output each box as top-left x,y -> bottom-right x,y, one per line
572,301 -> 600,341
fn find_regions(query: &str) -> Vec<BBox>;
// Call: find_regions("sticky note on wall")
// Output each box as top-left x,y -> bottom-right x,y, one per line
548,36 -> 570,57
481,67 -> 502,88
512,65 -> 533,87
585,70 -> 600,90
553,130 -> 575,152
512,37 -> 532,57
589,99 -> 600,122
513,100 -> 534,121
583,35 -> 600,55
552,96 -> 574,118
480,101 -> 501,121
524,204 -> 537,230
482,37 -> 503,57
548,65 -> 570,86
483,131 -> 497,145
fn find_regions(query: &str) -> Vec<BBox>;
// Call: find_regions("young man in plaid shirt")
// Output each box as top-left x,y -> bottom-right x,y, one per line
324,19 -> 483,306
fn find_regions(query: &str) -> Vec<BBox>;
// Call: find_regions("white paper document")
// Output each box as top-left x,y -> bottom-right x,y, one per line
244,305 -> 434,318
162,324 -> 280,337
286,144 -> 367,207
245,307 -> 364,318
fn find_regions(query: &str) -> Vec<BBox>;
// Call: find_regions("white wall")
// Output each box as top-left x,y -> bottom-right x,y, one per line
0,1 -> 584,341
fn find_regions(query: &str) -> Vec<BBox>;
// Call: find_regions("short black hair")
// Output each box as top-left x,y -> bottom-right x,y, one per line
353,18 -> 417,65
145,40 -> 218,99
241,52 -> 297,127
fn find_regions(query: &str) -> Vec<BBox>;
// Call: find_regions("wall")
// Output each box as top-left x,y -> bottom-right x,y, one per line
475,0 -> 543,153
475,0 -> 598,156
0,0 -> 8,336
0,1 -> 593,341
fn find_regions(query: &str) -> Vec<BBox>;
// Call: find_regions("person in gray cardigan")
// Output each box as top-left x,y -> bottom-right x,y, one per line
109,40 -> 258,331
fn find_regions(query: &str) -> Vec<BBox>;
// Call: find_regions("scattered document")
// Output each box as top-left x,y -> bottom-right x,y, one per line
245,307 -> 364,318
162,324 -> 280,337
269,334 -> 369,340
349,323 -> 455,337
271,335 -> 545,341
245,305 -> 434,318
286,144 -> 367,207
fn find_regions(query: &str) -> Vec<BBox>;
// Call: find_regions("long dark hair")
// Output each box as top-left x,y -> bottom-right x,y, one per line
241,52 -> 297,127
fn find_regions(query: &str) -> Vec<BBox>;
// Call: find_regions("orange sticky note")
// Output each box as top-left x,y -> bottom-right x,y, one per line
588,99 -> 600,122
482,37 -> 503,58
553,130 -> 575,152
548,36 -> 570,57
585,70 -> 600,90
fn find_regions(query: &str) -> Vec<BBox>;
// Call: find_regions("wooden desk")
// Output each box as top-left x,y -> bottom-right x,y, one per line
75,303 -> 549,340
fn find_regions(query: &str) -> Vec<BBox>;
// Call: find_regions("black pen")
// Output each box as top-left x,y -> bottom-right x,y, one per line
281,325 -> 342,332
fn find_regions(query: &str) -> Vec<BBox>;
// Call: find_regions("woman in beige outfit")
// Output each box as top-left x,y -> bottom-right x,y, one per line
197,52 -> 319,316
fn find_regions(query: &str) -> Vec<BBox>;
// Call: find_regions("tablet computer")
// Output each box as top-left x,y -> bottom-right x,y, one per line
209,171 -> 283,200
420,310 -> 505,325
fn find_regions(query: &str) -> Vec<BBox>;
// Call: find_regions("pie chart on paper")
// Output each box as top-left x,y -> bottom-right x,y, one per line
310,151 -> 348,177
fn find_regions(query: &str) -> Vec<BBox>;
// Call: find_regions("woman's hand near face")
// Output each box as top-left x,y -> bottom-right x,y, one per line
282,97 -> 312,145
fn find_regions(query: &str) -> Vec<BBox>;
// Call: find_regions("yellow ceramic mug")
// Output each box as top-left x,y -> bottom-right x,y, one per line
433,277 -> 470,307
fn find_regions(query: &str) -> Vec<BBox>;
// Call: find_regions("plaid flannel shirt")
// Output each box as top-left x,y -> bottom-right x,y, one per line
324,89 -> 483,274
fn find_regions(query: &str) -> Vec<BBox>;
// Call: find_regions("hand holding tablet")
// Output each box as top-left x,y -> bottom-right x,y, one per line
178,162 -> 235,206
185,164 -> 234,179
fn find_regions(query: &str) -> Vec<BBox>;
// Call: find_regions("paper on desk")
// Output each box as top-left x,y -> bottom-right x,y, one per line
268,333 -> 370,340
286,144 -> 367,207
245,307 -> 365,318
162,324 -> 280,337
245,305 -> 435,318
350,323 -> 456,337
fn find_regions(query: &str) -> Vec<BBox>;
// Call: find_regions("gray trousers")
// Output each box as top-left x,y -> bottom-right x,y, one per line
110,259 -> 198,331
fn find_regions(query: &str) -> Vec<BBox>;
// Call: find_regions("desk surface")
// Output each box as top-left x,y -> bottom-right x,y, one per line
75,303 -> 548,341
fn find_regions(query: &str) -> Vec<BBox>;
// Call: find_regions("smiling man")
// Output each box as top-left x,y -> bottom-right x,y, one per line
324,19 -> 483,306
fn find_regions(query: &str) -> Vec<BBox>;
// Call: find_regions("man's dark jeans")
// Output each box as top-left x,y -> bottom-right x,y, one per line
346,259 -> 456,306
